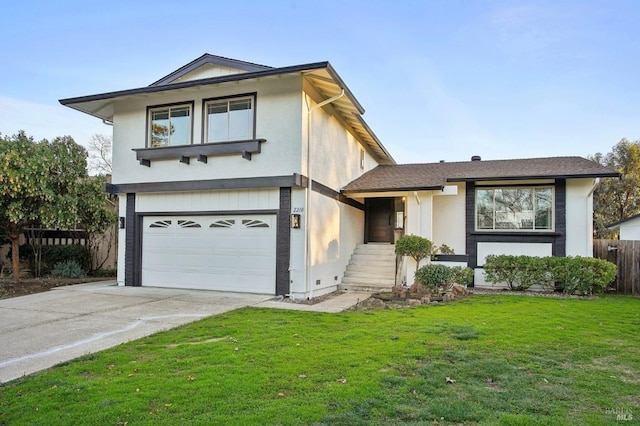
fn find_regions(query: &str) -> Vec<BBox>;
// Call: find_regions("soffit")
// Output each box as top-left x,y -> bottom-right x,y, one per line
303,68 -> 395,165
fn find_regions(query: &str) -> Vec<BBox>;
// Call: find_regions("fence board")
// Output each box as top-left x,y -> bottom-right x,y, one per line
594,239 -> 640,295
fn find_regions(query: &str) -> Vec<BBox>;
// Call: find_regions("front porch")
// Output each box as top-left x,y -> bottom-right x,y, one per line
340,189 -> 469,290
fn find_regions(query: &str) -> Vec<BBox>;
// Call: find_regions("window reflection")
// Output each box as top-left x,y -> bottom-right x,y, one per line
476,187 -> 553,231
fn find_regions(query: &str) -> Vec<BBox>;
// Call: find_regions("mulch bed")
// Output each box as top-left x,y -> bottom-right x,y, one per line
0,277 -> 113,299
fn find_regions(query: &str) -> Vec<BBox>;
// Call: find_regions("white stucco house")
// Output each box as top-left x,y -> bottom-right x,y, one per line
60,54 -> 619,297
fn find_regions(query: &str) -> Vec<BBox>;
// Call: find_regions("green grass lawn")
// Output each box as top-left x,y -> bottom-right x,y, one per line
1,295 -> 638,425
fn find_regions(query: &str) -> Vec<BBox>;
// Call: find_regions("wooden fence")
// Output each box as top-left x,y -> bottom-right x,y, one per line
593,239 -> 640,295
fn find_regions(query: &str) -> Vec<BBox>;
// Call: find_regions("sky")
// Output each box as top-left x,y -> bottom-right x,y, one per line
0,0 -> 638,164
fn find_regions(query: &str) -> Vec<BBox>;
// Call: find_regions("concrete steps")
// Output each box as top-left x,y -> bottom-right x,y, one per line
339,244 -> 396,292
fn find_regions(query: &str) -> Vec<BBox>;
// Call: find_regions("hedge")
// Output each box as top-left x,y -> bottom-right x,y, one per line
484,255 -> 617,294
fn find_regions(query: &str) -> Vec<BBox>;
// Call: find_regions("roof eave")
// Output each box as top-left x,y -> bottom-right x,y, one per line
447,172 -> 620,182
342,185 -> 443,194
59,61 -> 331,107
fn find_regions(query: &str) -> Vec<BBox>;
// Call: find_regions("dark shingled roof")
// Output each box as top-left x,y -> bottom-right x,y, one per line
342,156 -> 620,193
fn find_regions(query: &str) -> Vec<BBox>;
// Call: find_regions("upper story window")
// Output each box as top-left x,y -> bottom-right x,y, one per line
149,104 -> 192,147
476,186 -> 553,231
204,95 -> 255,143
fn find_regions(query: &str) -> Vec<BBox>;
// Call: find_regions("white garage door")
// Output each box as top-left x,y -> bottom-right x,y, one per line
142,214 -> 276,294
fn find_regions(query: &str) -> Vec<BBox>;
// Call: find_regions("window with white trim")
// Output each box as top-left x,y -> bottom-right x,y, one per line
476,187 -> 553,231
149,105 -> 191,147
205,96 -> 254,143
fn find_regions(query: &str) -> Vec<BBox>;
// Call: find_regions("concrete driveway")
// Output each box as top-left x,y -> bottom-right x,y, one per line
0,281 -> 272,383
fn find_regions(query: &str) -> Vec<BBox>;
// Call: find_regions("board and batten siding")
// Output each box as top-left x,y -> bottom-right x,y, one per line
135,188 -> 280,213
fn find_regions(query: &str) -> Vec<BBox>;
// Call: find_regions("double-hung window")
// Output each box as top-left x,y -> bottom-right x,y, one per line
476,186 -> 553,231
149,104 -> 192,147
205,95 -> 254,143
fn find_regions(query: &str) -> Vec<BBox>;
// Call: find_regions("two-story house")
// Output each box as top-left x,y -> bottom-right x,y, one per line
60,54 -> 618,298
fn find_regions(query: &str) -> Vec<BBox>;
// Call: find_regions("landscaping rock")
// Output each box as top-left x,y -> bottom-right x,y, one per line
452,284 -> 467,296
406,299 -> 421,307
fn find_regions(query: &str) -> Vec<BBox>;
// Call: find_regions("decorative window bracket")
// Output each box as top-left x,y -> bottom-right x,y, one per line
134,139 -> 265,167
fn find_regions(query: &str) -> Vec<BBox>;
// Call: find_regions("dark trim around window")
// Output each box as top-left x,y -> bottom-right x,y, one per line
465,179 -> 567,272
201,92 -> 257,144
145,100 -> 195,148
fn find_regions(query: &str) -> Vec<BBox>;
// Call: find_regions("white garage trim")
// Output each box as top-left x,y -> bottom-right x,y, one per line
141,214 -> 277,294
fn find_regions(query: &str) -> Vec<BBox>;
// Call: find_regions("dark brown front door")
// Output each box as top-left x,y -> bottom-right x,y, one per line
366,198 -> 394,243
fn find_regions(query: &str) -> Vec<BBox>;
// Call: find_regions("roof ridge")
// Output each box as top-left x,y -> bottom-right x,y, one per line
396,156 -> 587,166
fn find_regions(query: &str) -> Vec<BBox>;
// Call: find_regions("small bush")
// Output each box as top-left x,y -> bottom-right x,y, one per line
16,244 -> 90,276
50,260 -> 86,279
415,264 -> 453,291
450,266 -> 474,286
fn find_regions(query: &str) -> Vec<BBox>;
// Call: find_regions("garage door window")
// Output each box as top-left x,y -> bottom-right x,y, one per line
149,220 -> 172,228
211,219 -> 236,228
242,219 -> 269,228
178,220 -> 201,228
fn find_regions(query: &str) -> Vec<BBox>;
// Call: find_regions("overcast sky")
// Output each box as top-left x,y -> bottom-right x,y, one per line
1,0 -> 638,164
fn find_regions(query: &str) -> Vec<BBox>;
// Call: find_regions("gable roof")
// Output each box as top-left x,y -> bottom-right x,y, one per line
606,212 -> 640,229
59,55 -> 395,165
149,53 -> 273,86
342,156 -> 620,193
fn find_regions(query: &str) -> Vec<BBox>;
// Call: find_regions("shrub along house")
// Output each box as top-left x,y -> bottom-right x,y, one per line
60,54 -> 618,297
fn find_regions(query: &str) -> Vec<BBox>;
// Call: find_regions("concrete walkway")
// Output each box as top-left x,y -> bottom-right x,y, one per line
0,282 -> 369,383
255,291 -> 372,313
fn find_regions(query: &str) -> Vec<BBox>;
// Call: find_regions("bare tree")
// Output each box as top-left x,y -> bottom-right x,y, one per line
87,134 -> 112,175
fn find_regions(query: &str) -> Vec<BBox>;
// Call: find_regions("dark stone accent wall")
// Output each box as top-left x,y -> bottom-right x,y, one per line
553,179 -> 566,257
124,193 -> 137,286
465,182 -> 477,267
465,179 -> 568,271
276,187 -> 292,296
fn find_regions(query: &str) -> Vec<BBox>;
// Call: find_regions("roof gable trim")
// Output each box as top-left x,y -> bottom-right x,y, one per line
149,54 -> 273,87
59,61 -> 330,106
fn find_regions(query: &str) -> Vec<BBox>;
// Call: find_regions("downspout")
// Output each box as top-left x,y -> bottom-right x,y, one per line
304,89 -> 345,299
587,178 -> 600,255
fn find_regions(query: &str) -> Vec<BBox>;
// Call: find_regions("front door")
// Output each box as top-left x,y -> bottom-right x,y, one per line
366,198 -> 394,243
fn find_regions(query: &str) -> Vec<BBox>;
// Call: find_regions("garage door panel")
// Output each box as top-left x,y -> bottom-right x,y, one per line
142,215 -> 276,293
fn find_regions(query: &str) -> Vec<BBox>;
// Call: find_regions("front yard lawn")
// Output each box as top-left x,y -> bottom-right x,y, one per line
1,295 -> 638,425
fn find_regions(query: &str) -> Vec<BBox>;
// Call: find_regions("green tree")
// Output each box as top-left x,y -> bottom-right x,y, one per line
0,131 -> 114,280
77,175 -> 117,270
394,234 -> 433,276
590,139 -> 640,238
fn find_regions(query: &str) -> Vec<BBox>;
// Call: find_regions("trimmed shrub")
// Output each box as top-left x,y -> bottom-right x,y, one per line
415,264 -> 475,291
50,260 -> 86,279
450,266 -> 474,286
414,264 -> 453,291
548,256 -> 617,295
485,255 -> 616,294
